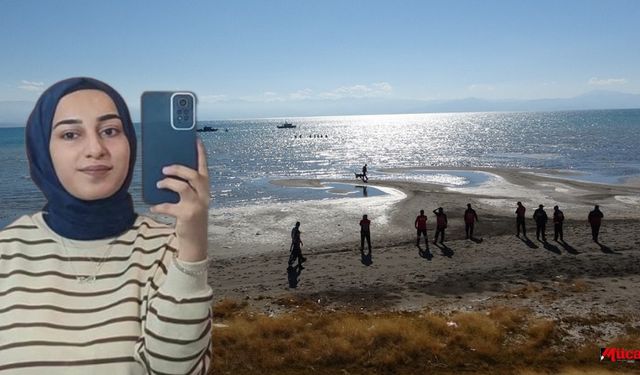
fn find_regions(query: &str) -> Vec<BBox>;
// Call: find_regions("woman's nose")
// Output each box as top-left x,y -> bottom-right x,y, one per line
85,133 -> 107,158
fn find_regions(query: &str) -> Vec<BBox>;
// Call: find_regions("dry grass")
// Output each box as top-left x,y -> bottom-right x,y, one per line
209,300 -> 640,374
513,282 -> 544,296
566,279 -> 590,293
211,298 -> 247,319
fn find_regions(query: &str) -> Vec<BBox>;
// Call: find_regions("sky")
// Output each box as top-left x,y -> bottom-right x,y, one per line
1,0 -> 639,120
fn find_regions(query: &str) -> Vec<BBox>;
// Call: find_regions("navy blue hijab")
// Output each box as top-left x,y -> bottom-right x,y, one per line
26,77 -> 137,240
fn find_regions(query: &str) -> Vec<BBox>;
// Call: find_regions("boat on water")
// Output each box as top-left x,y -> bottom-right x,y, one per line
277,122 -> 296,129
196,126 -> 218,132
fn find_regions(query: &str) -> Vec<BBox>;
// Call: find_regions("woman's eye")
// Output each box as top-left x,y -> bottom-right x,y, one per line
102,127 -> 121,137
62,132 -> 78,140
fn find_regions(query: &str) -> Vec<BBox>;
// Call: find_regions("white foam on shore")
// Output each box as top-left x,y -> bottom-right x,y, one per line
522,170 -> 640,187
207,171 -> 640,258
447,173 -> 548,201
209,185 -> 405,257
615,195 -> 640,205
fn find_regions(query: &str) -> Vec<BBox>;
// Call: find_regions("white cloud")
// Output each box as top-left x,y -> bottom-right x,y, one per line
288,88 -> 314,100
588,77 -> 627,86
467,83 -> 495,92
371,82 -> 392,92
318,82 -> 393,100
18,80 -> 45,92
261,92 -> 285,102
204,82 -> 393,103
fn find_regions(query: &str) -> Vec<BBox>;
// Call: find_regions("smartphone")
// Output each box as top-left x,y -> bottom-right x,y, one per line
141,91 -> 197,205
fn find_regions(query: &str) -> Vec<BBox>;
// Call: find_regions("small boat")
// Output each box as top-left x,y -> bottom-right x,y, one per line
196,126 -> 218,132
277,122 -> 296,129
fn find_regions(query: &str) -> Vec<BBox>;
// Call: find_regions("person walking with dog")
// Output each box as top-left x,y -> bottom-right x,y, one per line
289,221 -> 306,268
415,209 -> 428,247
433,207 -> 448,244
362,163 -> 369,182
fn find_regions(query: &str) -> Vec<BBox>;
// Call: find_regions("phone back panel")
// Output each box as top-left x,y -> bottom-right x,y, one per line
141,91 -> 197,205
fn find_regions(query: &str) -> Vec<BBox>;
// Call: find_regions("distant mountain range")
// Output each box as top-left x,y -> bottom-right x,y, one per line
1,90 -> 639,126
198,90 -> 640,119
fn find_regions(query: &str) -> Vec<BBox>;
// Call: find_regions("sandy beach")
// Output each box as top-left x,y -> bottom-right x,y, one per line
206,168 -> 640,344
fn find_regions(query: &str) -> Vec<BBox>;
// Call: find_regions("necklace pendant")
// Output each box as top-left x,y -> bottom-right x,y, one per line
77,275 -> 97,284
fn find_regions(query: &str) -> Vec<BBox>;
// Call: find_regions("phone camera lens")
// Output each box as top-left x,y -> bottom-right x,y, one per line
179,98 -> 188,107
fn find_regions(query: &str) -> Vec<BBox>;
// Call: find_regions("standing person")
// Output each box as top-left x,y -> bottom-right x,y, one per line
588,205 -> 604,242
0,78 -> 212,373
553,205 -> 565,242
362,163 -> 369,182
415,209 -> 428,247
360,214 -> 372,251
288,221 -> 306,267
516,201 -> 526,237
432,207 -> 448,244
533,204 -> 548,241
464,203 -> 479,239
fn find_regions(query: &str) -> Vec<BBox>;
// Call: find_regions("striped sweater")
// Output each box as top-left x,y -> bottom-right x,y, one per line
0,212 -> 213,374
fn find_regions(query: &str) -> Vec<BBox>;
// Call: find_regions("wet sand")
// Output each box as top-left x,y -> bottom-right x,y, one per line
206,168 -> 640,343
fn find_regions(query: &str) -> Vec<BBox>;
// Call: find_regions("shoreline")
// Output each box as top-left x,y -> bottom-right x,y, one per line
207,167 -> 640,259
207,167 -> 640,345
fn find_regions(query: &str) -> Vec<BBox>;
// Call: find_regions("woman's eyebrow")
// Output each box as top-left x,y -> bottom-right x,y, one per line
97,113 -> 121,122
53,118 -> 82,128
53,114 -> 121,129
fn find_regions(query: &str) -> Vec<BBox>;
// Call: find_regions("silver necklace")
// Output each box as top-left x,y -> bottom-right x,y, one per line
56,234 -> 116,284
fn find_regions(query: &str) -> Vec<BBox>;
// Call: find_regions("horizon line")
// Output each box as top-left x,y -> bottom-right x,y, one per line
1,107 -> 640,128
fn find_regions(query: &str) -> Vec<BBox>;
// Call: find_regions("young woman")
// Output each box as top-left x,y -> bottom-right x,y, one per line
0,77 -> 212,374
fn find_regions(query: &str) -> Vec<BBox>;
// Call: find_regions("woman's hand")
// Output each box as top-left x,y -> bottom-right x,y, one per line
150,139 -> 210,262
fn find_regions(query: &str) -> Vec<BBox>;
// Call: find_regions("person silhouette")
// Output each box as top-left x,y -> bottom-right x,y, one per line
362,163 -> 368,182
432,207 -> 448,244
360,214 -> 372,251
533,204 -> 548,242
588,205 -> 604,242
464,203 -> 479,239
289,221 -> 306,268
415,209 -> 428,247
553,205 -> 565,242
516,201 -> 526,237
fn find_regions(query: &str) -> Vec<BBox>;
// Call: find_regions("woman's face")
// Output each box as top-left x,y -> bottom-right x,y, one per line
50,89 -> 130,200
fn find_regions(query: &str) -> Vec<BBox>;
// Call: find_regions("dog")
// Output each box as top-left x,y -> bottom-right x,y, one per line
355,172 -> 369,182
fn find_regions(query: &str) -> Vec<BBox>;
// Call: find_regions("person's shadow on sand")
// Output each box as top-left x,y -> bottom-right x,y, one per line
470,237 -> 483,244
542,240 -> 561,255
360,249 -> 373,266
287,264 -> 304,288
596,241 -> 619,254
433,242 -> 454,258
518,235 -> 538,249
557,240 -> 580,255
417,245 -> 433,260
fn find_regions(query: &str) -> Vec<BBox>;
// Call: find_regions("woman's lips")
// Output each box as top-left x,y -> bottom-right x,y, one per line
79,165 -> 113,176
